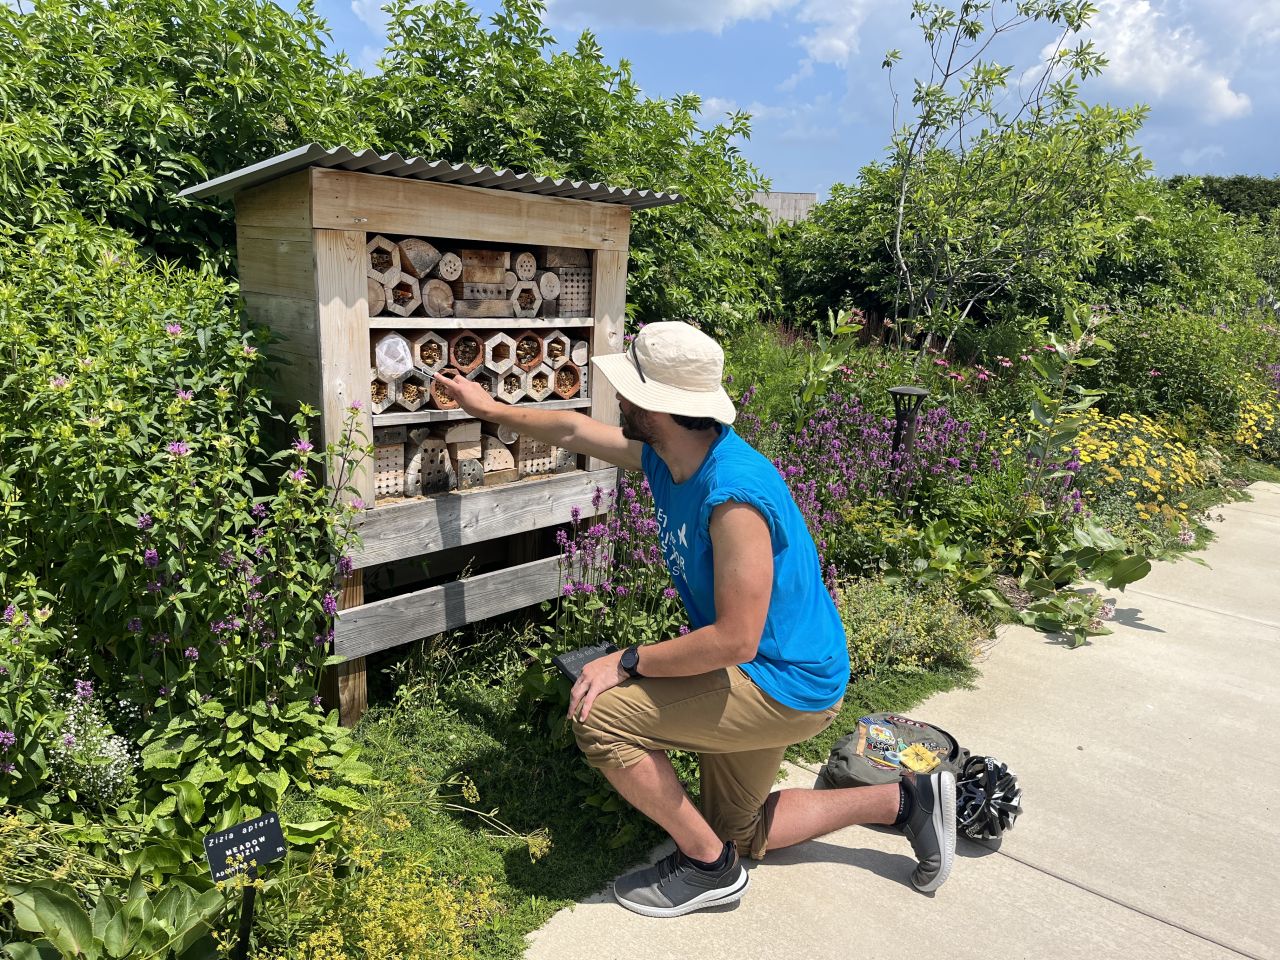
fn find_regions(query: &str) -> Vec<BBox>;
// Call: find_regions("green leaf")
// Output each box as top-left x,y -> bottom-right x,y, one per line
254,729 -> 284,752
7,881 -> 98,960
283,819 -> 339,844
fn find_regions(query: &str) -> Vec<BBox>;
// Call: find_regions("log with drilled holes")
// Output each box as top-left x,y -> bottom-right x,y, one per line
514,250 -> 537,281
535,270 -> 561,301
434,252 -> 462,282
450,281 -> 508,301
480,435 -> 516,472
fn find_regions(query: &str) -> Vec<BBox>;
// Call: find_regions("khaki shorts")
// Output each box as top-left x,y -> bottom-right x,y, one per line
572,666 -> 842,860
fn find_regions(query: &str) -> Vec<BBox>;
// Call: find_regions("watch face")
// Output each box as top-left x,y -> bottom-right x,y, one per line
622,647 -> 639,673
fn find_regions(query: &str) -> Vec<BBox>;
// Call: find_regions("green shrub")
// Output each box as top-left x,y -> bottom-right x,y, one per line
837,578 -> 986,678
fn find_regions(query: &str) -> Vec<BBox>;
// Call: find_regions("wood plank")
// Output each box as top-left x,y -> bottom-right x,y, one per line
334,555 -> 569,659
311,169 -> 631,252
233,170 -> 312,230
313,229 -> 374,504
368,316 -> 595,330
587,247 -> 629,469
322,571 -> 367,726
353,467 -> 617,567
372,397 -> 591,426
240,294 -> 320,416
237,236 -> 315,299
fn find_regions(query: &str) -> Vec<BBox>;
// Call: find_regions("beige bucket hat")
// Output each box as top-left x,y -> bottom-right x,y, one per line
591,321 -> 737,425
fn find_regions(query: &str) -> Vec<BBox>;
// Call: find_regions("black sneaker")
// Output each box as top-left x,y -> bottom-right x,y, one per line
613,842 -> 749,917
901,769 -> 957,892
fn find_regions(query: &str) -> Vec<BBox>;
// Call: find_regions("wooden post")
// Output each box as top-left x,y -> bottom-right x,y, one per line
587,248 -> 628,469
315,229 -> 374,727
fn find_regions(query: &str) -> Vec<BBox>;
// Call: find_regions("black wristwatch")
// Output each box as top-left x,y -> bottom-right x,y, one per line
620,645 -> 643,679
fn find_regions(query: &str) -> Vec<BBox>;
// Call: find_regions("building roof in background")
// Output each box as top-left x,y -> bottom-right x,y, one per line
178,144 -> 682,209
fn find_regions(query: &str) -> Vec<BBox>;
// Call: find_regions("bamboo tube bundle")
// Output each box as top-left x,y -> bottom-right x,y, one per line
397,238 -> 441,278
366,235 -> 401,285
412,331 -> 449,375
552,361 -> 581,400
428,367 -> 462,409
525,363 -> 554,402
397,372 -> 430,412
421,278 -> 455,318
513,331 -> 543,371
510,280 -> 542,319
369,368 -> 397,415
543,330 -> 571,366
448,329 -> 484,375
484,332 -> 516,375
468,368 -> 499,399
496,369 -> 526,404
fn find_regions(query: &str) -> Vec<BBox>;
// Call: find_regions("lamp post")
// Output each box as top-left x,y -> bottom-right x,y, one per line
889,385 -> 929,505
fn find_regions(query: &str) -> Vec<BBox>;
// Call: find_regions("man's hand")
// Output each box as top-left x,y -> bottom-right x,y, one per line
568,651 -> 627,723
435,371 -> 500,420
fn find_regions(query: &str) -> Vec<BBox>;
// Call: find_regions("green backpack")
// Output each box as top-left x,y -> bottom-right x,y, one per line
816,712 -> 970,788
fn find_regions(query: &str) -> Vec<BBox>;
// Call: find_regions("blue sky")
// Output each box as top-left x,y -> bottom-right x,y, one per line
318,0 -> 1279,196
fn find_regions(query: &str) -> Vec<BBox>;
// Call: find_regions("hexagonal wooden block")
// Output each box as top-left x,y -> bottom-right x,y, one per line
525,363 -> 554,402
369,367 -> 397,414
448,329 -> 484,375
468,367 -> 500,401
385,275 -> 422,317
552,361 -> 581,400
510,280 -> 542,319
412,331 -> 449,375
484,332 -> 516,376
513,331 -> 543,371
397,372 -> 430,412
543,329 -> 571,367
496,369 -> 526,405
366,235 -> 401,285
428,367 -> 461,410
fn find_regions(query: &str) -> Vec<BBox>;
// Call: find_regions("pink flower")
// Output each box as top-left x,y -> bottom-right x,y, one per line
166,441 -> 190,457
1019,354 -> 1031,361
1148,369 -> 1161,377
49,376 -> 68,389
351,498 -> 366,510
176,388 -> 193,401
349,399 -> 364,411
288,468 -> 307,483
997,357 -> 1013,368
165,323 -> 182,336
293,438 -> 314,453
934,358 -> 949,368
184,647 -> 199,660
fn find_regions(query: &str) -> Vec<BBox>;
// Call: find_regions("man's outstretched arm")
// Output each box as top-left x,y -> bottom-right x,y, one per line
436,371 -> 643,471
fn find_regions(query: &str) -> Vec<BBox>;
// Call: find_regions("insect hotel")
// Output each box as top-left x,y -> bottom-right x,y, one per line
180,145 -> 680,725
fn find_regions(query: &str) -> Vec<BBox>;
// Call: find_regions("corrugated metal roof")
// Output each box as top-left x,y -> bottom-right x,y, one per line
178,143 -> 682,209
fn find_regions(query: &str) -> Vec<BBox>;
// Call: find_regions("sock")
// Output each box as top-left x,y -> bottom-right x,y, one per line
894,779 -> 914,827
686,841 -> 733,872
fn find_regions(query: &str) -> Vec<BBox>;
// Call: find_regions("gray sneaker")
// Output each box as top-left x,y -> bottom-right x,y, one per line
902,769 -> 957,892
613,843 -> 749,917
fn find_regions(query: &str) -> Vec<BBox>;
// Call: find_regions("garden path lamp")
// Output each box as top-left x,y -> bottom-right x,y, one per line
889,385 -> 929,505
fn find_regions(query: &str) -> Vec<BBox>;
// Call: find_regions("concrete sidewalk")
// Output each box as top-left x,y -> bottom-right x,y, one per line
526,482 -> 1280,960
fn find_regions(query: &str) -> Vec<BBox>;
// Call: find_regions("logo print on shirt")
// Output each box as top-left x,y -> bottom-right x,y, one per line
677,524 -> 688,548
654,507 -> 687,581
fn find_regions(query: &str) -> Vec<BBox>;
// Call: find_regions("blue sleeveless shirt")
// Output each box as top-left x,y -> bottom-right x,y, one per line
641,425 -> 849,711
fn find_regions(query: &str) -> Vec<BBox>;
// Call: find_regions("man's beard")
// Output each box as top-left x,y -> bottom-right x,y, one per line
620,405 -> 658,445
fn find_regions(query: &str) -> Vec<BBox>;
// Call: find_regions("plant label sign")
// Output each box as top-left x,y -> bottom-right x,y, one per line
203,812 -> 287,882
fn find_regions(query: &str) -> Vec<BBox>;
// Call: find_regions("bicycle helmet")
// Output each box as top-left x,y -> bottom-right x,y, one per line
956,755 -> 1022,841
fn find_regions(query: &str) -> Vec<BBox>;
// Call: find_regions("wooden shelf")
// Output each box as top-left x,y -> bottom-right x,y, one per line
354,467 -> 616,568
368,316 -> 595,329
372,397 -> 591,426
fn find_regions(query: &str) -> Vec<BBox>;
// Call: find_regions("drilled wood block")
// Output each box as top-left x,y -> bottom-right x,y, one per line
434,252 -> 462,282
484,332 -> 516,375
558,265 -> 591,317
525,362 -> 554,402
455,458 -> 484,490
374,441 -> 405,499
514,250 -> 537,281
443,420 -> 481,443
373,425 -> 408,445
412,331 -> 449,375
515,435 -> 554,478
552,446 -> 577,473
366,235 -> 401,285
461,249 -> 510,270
448,329 -> 484,375
482,467 -> 519,487
539,297 -> 558,318
398,238 -> 441,278
451,282 -> 508,301
510,279 -> 543,319
409,430 -> 454,494
384,275 -> 422,317
455,299 -> 514,319
480,435 -> 515,472
536,270 -> 561,301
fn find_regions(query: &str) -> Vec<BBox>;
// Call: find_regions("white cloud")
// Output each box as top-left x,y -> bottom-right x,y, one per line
793,0 -> 874,67
1076,0 -> 1251,122
351,0 -> 389,34
1178,143 -> 1225,168
546,0 -> 795,33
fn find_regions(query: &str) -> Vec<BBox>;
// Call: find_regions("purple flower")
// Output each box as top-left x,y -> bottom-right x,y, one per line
312,695 -> 323,709
0,762 -> 14,775
137,513 -> 153,530
176,388 -> 194,401
127,618 -> 142,633
288,468 -> 307,483
158,686 -> 170,698
0,730 -> 15,749
1100,603 -> 1116,621
73,679 -> 93,700
663,587 -> 678,600
251,502 -> 268,519
146,580 -> 162,594
351,498 -> 366,511
321,592 -> 338,616
561,583 -> 577,596
165,323 -> 183,336
49,375 -> 68,388
166,441 -> 190,457
293,438 -> 314,453
144,548 -> 159,568
678,625 -> 690,636
338,555 -> 354,577
2,604 -> 13,623
349,399 -> 363,411
184,646 -> 199,660
62,734 -> 76,749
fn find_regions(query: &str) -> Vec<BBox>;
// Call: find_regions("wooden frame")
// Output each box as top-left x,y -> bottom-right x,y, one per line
233,167 -> 631,726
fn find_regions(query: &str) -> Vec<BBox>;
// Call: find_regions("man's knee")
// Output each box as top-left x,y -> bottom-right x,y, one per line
571,689 -> 641,769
